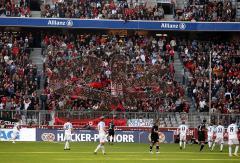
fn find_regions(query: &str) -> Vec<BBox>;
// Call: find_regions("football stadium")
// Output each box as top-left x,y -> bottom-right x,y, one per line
0,0 -> 240,163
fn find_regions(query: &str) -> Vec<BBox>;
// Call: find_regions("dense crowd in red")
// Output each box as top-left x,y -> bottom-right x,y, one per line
0,0 -> 31,17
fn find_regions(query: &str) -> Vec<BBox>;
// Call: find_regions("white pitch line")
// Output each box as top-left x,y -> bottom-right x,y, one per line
54,158 -> 240,161
0,151 -> 232,155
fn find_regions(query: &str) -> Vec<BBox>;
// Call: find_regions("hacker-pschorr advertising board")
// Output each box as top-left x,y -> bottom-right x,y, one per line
36,129 -> 174,143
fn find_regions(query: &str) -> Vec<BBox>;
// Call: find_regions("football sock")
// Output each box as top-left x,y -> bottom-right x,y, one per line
200,144 -> 204,151
211,143 -> 215,150
208,141 -> 212,148
64,141 -> 67,149
179,141 -> 182,147
95,144 -> 101,153
156,146 -> 159,152
64,141 -> 69,149
67,141 -> 69,149
220,144 -> 223,151
234,146 -> 239,155
110,136 -> 113,143
150,145 -> 153,152
229,146 -> 232,156
183,142 -> 186,149
101,145 -> 105,154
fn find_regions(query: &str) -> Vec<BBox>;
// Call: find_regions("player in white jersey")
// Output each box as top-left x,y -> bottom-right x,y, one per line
227,120 -> 239,157
94,116 -> 106,155
63,119 -> 73,150
12,121 -> 20,143
207,123 -> 215,149
211,122 -> 225,152
177,121 -> 189,150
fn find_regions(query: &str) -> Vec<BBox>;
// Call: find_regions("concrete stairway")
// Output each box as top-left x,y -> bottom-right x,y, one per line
31,11 -> 41,17
30,48 -> 43,72
174,53 -> 184,83
174,53 -> 195,112
175,0 -> 187,10
30,48 -> 44,90
236,0 -> 240,21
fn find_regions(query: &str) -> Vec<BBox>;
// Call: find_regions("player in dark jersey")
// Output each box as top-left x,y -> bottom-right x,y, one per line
108,120 -> 115,145
198,119 -> 207,151
149,121 -> 160,153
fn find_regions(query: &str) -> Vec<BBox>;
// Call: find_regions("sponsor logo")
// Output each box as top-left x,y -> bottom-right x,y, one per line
160,23 -> 186,30
0,130 -> 19,140
47,20 -> 73,27
148,132 -> 166,143
179,23 -> 186,30
41,133 -> 55,142
158,132 -> 165,143
66,20 -> 73,27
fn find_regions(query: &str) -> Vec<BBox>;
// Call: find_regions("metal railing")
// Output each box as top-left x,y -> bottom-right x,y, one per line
0,110 -> 239,127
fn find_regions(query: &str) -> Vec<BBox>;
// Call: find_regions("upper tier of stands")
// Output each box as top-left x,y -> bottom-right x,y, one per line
39,0 -> 239,22
0,0 -> 239,22
0,0 -> 31,17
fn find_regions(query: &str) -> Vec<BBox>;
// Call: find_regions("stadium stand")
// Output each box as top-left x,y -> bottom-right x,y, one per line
0,0 -> 31,17
175,0 -> 237,22
0,0 -> 239,129
178,39 -> 240,113
40,0 -> 165,20
0,32 -> 39,111
41,33 -> 189,113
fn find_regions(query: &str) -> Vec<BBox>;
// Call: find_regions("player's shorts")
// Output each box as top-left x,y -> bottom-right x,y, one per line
64,134 -> 71,141
180,134 -> 187,141
228,138 -> 239,145
215,137 -> 224,144
12,131 -> 19,139
99,134 -> 107,143
108,130 -> 114,136
151,134 -> 159,143
198,133 -> 205,142
208,135 -> 213,142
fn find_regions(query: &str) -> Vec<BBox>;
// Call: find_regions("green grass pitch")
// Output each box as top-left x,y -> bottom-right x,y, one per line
0,142 -> 239,163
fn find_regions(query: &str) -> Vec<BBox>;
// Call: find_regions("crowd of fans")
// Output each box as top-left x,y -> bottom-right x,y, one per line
40,0 -> 164,20
1,31 -> 239,116
41,33 -> 188,113
178,39 -> 240,113
176,0 -> 236,22
0,32 -> 39,112
0,0 -> 31,17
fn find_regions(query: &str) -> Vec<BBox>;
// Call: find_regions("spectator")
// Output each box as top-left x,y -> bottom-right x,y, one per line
41,32 -> 188,113
0,32 -> 37,111
41,0 -> 165,20
178,38 -> 240,113
0,0 -> 31,17
176,0 -> 236,22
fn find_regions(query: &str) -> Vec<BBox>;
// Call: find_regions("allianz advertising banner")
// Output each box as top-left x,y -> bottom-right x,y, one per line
0,17 -> 240,31
0,128 -> 36,141
36,129 -> 174,144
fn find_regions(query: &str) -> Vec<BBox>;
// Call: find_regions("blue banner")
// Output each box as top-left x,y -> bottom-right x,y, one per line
0,17 -> 239,31
36,129 -> 174,144
0,129 -> 36,141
